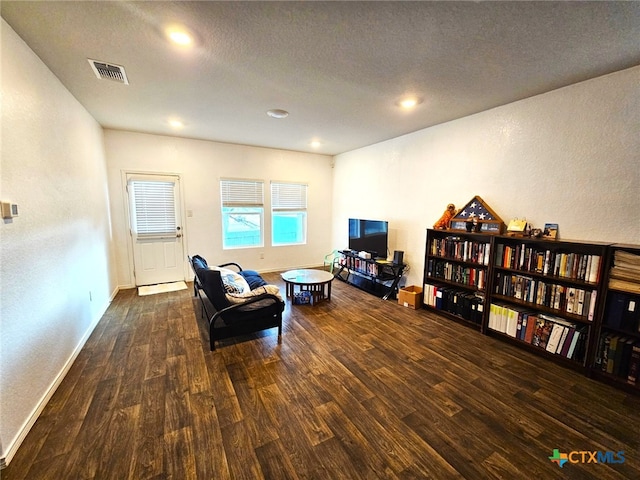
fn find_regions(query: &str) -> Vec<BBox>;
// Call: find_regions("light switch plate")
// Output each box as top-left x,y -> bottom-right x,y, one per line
1,202 -> 18,219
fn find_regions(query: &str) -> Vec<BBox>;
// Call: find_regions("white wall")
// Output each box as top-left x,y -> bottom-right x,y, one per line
332,66 -> 640,287
103,131 -> 334,287
0,20 -> 117,464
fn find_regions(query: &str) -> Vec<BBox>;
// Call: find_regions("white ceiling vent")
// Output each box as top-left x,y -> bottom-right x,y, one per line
88,59 -> 129,85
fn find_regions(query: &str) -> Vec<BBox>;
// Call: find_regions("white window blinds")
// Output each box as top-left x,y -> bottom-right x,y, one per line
129,180 -> 176,235
221,179 -> 264,207
271,182 -> 307,211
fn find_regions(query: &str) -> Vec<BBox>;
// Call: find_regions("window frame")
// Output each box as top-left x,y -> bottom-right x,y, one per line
220,178 -> 265,249
271,181 -> 308,247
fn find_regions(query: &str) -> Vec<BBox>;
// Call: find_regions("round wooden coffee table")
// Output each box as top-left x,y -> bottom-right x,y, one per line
281,269 -> 334,305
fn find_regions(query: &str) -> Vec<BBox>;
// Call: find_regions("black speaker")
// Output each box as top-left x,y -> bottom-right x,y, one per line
393,250 -> 404,265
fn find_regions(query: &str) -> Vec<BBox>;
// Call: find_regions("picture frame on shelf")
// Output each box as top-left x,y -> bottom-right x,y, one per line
543,223 -> 559,240
506,218 -> 528,237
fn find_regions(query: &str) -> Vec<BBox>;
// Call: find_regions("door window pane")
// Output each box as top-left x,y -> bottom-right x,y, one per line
129,180 -> 176,236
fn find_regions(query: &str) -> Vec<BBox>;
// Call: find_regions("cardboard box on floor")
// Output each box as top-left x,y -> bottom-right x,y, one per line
398,285 -> 423,309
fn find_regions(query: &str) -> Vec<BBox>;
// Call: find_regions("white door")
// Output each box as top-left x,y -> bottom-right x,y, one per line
127,174 -> 184,286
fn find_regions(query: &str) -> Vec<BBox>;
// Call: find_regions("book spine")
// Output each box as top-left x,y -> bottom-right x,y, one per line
628,344 -> 640,385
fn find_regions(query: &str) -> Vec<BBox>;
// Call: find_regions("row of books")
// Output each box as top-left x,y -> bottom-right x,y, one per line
595,333 -> 640,385
495,244 -> 601,283
494,272 -> 597,320
429,237 -> 490,266
423,283 -> 484,324
603,291 -> 640,333
426,259 -> 487,290
488,304 -> 586,361
609,250 -> 640,294
339,255 -> 379,276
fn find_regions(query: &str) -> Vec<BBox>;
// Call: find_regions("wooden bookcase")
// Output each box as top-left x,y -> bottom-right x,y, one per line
422,230 -> 640,393
423,229 -> 492,330
486,236 -> 609,372
591,244 -> 640,392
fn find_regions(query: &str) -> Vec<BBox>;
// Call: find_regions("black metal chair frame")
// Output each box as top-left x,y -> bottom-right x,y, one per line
188,256 -> 284,350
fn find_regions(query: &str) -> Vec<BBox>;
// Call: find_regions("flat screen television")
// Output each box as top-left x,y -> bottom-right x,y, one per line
348,218 -> 388,258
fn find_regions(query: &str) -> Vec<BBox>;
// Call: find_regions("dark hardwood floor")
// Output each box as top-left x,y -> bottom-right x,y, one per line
3,272 -> 640,479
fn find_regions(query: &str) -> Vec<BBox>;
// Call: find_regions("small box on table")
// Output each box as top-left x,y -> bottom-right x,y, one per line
398,285 -> 423,309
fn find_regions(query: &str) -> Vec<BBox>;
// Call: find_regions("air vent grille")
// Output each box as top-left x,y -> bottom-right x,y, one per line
88,59 -> 129,85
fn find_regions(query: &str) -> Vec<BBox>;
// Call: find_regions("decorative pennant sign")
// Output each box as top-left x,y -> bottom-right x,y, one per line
449,195 -> 505,234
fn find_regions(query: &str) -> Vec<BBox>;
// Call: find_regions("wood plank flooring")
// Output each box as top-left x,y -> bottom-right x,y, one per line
3,272 -> 640,479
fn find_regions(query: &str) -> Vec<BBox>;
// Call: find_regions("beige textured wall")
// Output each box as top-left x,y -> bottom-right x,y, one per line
332,66 -> 640,287
0,20 -> 117,463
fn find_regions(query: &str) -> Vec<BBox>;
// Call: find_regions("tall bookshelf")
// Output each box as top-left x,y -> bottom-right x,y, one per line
423,229 -> 492,330
592,244 -> 640,392
422,230 -> 640,393
487,236 -> 609,372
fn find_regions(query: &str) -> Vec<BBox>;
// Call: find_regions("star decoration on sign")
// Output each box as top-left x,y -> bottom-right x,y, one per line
454,198 -> 495,221
448,195 -> 504,232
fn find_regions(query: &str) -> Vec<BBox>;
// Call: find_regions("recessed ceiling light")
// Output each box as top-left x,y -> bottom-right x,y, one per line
267,109 -> 289,119
165,26 -> 194,47
398,96 -> 423,110
168,119 -> 184,128
310,140 -> 321,149
170,31 -> 192,45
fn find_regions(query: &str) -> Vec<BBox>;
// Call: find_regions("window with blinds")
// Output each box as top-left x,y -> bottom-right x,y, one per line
271,182 -> 307,246
129,180 -> 177,236
220,179 -> 264,249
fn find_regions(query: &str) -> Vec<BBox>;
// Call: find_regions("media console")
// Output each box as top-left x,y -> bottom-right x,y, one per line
334,250 -> 405,300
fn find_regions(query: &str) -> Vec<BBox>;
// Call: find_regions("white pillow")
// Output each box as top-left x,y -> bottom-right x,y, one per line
210,267 -> 250,294
225,284 -> 283,310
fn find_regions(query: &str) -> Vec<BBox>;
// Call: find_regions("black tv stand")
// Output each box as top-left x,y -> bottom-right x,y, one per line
334,250 -> 406,300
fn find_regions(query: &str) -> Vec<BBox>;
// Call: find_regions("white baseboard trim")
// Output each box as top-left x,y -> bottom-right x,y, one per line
0,290 -> 116,469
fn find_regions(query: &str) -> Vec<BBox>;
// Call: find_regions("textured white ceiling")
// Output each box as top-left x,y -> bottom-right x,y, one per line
2,1 -> 639,155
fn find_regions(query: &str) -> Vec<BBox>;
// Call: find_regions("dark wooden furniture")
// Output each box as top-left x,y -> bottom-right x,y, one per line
423,229 -> 491,330
487,235 -> 609,372
592,244 -> 640,393
281,269 -> 334,305
423,230 -> 640,393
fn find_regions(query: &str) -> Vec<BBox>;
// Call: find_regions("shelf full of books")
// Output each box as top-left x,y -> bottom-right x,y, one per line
423,229 -> 491,329
422,229 -> 640,393
488,305 -> 588,365
593,245 -> 640,391
487,237 -> 608,369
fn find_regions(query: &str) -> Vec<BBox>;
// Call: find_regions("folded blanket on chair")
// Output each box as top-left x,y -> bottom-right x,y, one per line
238,270 -> 268,289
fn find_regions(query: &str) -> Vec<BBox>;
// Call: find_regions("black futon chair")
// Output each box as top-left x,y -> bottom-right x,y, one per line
188,255 -> 284,350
